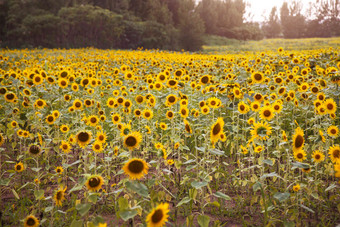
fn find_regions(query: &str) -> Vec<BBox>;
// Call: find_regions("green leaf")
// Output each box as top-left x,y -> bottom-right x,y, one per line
291,162 -> 310,169
34,189 -> 44,200
12,189 -> 20,200
0,178 -> 10,186
191,181 -> 208,189
253,181 -> 262,192
213,191 -> 231,200
300,204 -> 314,213
209,149 -> 224,156
69,184 -> 83,193
120,210 -> 138,221
70,219 -> 83,227
76,203 -> 92,217
260,172 -> 282,180
88,194 -> 98,204
325,183 -> 337,192
197,214 -> 210,227
125,181 -> 148,197
177,197 -> 192,207
284,221 -> 295,227
263,159 -> 274,166
118,197 -> 129,211
31,167 -> 42,172
44,206 -> 53,212
273,192 -> 290,202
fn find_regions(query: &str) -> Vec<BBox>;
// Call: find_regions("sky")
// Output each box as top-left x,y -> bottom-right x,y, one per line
244,0 -> 316,22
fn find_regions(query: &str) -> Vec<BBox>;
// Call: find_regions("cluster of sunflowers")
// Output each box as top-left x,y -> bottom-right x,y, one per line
0,43 -> 339,226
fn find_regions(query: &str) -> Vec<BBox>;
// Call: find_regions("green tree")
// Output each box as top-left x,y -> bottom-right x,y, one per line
280,1 -> 306,38
262,6 -> 281,38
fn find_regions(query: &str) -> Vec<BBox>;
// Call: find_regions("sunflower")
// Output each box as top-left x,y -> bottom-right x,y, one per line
201,105 -> 210,115
319,130 -> 326,142
146,203 -> 170,227
294,150 -> 307,162
166,110 -> 174,120
60,125 -> 69,133
34,99 -> 46,109
210,117 -> 224,145
166,79 -> 178,88
259,106 -> 275,121
58,78 -> 68,88
46,114 -> 55,125
179,106 -> 189,118
324,98 -> 337,114
84,99 -> 93,107
60,140 -> 71,153
96,131 -> 107,144
251,121 -> 272,141
112,113 -> 121,124
272,101 -> 283,113
292,184 -> 300,192
0,133 -> 4,146
251,101 -> 261,112
24,215 -> 39,227
87,115 -> 99,127
15,162 -> 24,172
327,125 -> 339,138
54,186 -> 67,207
73,99 -> 83,110
184,119 -> 192,134
159,122 -> 167,130
251,72 -> 264,83
200,75 -> 210,85
165,94 -> 177,107
124,131 -> 142,150
76,130 -> 92,148
253,93 -> 263,102
55,166 -> 64,174
328,145 -> 340,163
92,141 -> 103,153
135,95 -> 144,104
312,150 -> 325,163
207,97 -> 221,109
86,175 -> 104,192
282,130 -> 288,142
123,158 -> 149,180
143,109 -> 153,120
28,144 -> 41,156
254,145 -> 263,153
238,101 -> 249,114
292,127 -> 304,153
52,110 -> 60,118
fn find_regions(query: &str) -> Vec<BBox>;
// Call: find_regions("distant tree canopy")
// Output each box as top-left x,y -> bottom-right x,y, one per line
0,0 -> 339,50
263,0 -> 340,38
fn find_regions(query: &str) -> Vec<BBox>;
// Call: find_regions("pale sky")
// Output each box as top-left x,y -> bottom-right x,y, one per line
245,0 -> 316,22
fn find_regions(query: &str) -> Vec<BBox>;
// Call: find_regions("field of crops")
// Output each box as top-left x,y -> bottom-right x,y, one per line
0,38 -> 340,226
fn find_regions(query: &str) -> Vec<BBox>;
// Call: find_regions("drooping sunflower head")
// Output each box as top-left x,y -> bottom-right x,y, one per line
146,203 -> 170,227
210,117 -> 224,145
76,130 -> 92,148
123,158 -> 149,180
292,127 -> 304,153
24,215 -> 39,227
184,119 -> 192,134
123,131 -> 142,150
54,186 -> 67,207
86,175 -> 104,192
28,144 -> 41,156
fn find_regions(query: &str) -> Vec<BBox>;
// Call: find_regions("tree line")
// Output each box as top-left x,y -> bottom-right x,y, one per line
0,0 -> 339,51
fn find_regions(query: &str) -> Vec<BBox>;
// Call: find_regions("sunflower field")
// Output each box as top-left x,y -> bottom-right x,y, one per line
1,38 -> 340,226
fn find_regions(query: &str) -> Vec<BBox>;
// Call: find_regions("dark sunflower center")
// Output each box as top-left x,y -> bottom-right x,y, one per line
312,87 -> 318,93
137,96 -> 143,103
78,132 -> 90,142
62,144 -> 68,150
27,217 -> 36,226
35,77 -> 41,82
16,165 -> 22,170
168,112 -> 173,118
274,105 -> 279,110
297,153 -> 303,159
85,100 -> 91,105
168,96 -> 175,103
213,123 -> 221,135
263,110 -> 271,117
333,149 -> 340,158
29,145 -> 40,155
160,75 -> 165,80
240,105 -> 245,111
169,80 -> 176,86
56,191 -> 63,200
118,98 -> 124,103
254,73 -> 262,81
295,135 -> 304,148
279,88 -> 284,94
201,76 -> 209,84
94,144 -> 100,149
89,177 -> 100,187
125,102 -> 131,108
327,103 -> 333,110
126,136 -> 137,147
48,116 -> 54,122
315,154 -> 320,159
145,112 -> 150,118
331,129 -> 336,134
255,94 -> 261,100
83,79 -> 89,85
151,209 -> 163,223
61,81 -> 66,86
99,135 -> 104,141
211,101 -> 216,106
6,93 -> 14,100
128,160 -> 144,173
185,124 -> 191,133
75,102 -> 81,108
113,116 -> 119,121
181,109 -> 187,115
90,117 -> 97,123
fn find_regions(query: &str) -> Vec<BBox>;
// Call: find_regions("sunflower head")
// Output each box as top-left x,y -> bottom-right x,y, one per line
76,130 -> 92,148
24,215 -> 39,227
329,145 -> 340,163
146,203 -> 170,227
124,131 -> 142,150
292,127 -> 304,153
28,144 -> 41,156
86,175 -> 104,192
123,158 -> 149,180
210,117 -> 224,145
